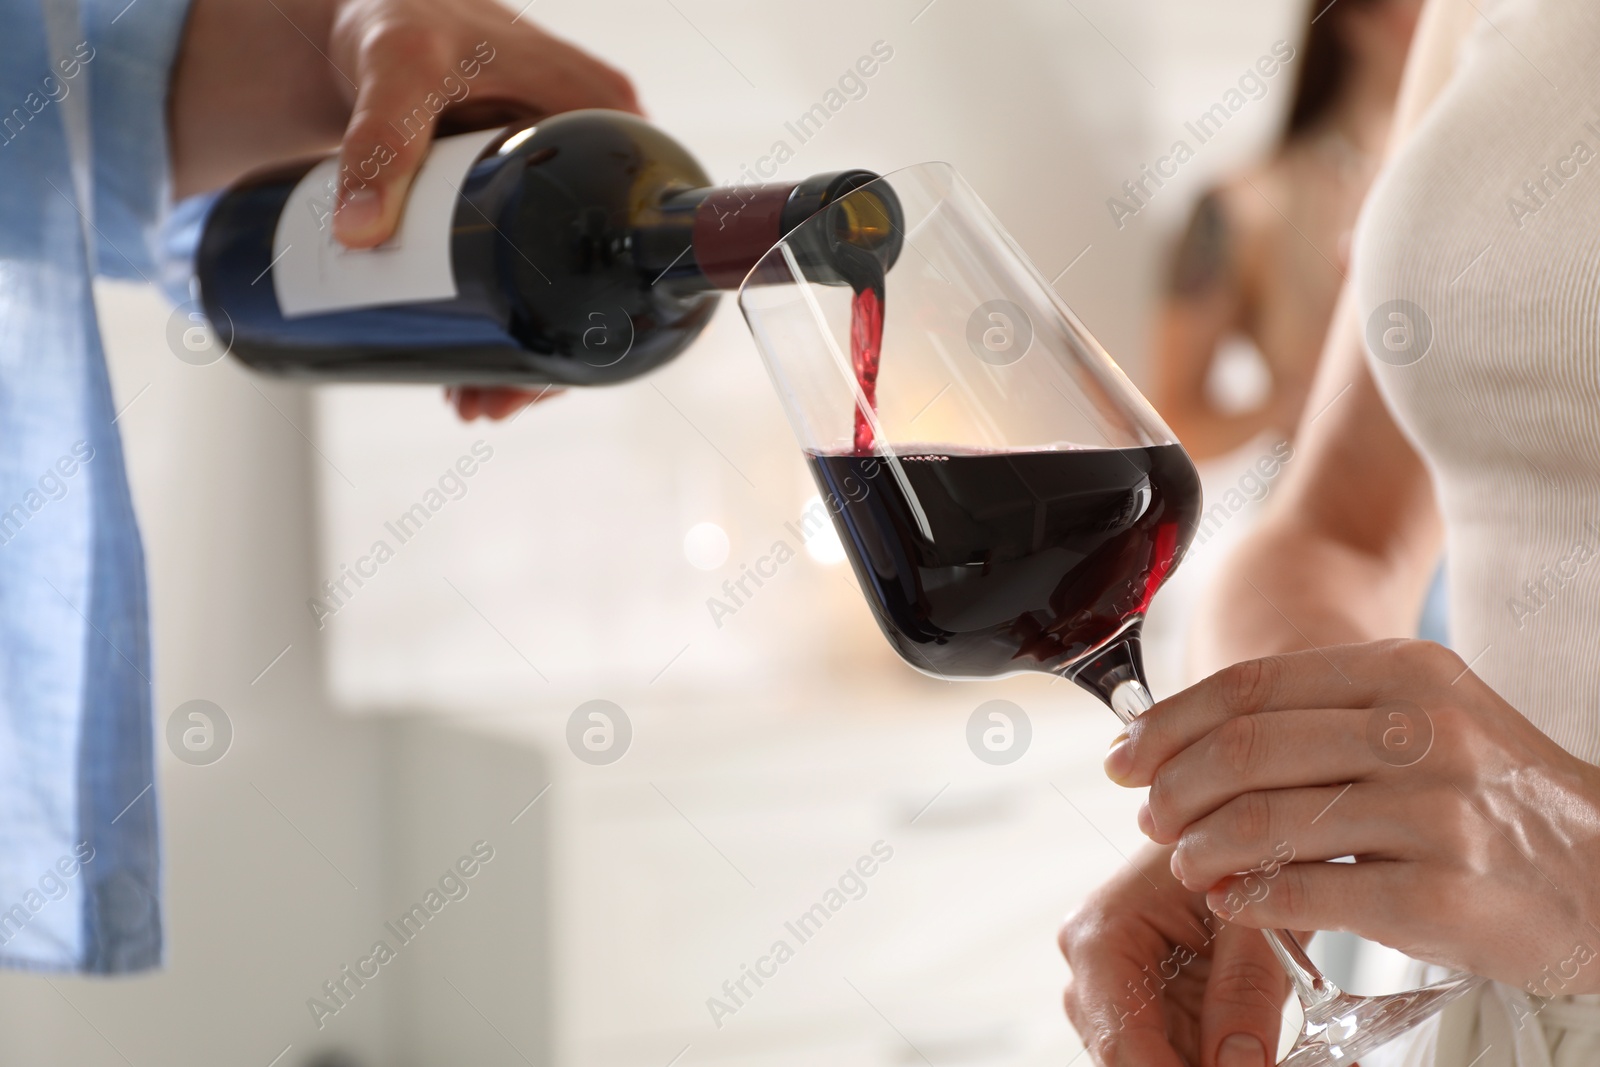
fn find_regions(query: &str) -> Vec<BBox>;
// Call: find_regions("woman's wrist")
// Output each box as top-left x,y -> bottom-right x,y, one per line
1541,757 -> 1600,995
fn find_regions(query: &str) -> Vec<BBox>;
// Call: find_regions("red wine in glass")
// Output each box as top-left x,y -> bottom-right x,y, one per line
806,445 -> 1201,686
831,239 -> 1200,688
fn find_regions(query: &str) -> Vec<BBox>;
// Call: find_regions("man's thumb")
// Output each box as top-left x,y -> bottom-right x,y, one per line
333,28 -> 448,248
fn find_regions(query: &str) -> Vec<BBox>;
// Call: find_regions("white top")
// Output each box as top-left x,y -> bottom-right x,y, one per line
1352,0 -> 1600,1062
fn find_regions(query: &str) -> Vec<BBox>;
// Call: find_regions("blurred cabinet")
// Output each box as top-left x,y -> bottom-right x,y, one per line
388,684 -> 1144,1067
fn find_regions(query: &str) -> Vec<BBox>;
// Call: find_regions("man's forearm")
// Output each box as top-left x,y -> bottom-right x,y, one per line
168,0 -> 347,198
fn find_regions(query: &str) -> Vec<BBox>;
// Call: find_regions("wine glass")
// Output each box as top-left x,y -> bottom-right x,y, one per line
736,161 -> 1484,1066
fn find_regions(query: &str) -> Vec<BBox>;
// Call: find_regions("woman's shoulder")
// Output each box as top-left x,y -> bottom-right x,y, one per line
1167,174 -> 1273,301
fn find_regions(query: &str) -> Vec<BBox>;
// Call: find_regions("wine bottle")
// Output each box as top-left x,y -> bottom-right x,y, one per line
195,109 -> 903,386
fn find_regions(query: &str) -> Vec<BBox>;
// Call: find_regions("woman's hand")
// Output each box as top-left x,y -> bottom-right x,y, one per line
1105,639 -> 1600,993
1058,842 -> 1289,1067
170,0 -> 638,420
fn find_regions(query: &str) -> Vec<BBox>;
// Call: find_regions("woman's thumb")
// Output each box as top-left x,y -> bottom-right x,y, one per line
1201,922 -> 1291,1067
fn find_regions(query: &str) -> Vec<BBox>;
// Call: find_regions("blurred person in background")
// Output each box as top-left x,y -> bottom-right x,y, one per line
0,0 -> 627,974
1151,0 -> 1423,461
1139,0 -> 1443,701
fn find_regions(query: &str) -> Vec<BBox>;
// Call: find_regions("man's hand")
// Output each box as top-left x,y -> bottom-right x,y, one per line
325,0 -> 637,419
169,0 -> 638,419
445,384 -> 563,420
321,0 -> 637,248
1059,842 -> 1288,1067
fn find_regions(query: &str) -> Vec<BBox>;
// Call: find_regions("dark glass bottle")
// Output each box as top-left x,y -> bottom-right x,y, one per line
196,109 -> 902,386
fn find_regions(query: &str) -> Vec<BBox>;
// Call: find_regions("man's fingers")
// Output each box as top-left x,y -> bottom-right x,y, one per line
1199,923 -> 1288,1067
333,24 -> 453,248
478,27 -> 641,118
448,386 -> 564,420
328,19 -> 640,250
477,386 -> 558,419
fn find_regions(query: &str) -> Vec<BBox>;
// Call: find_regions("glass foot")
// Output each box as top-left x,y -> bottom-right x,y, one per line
1279,972 -> 1486,1066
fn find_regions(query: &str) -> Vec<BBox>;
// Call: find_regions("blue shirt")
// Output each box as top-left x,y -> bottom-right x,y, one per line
0,0 -> 192,973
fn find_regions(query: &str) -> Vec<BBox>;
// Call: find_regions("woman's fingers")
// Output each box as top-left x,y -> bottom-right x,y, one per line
1058,919 -> 1191,1067
1200,922 -> 1289,1067
1206,859 -> 1406,935
1142,708 -> 1375,843
1058,849 -> 1202,1067
1168,784 -> 1410,893
1106,645 -> 1399,788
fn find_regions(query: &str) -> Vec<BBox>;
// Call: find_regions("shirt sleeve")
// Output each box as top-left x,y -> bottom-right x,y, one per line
84,0 -> 195,281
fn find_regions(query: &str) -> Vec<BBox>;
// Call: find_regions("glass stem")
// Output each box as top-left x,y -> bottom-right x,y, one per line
1107,677 -> 1152,725
1079,634 -> 1342,1015
1264,929 -> 1340,1013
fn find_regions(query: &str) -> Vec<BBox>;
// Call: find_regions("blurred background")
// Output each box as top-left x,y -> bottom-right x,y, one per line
0,0 -> 1345,1063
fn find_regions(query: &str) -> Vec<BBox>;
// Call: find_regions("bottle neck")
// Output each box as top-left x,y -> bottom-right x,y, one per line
638,170 -> 886,293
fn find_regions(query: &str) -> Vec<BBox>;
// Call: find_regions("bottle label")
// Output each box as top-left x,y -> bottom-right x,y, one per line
272,126 -> 507,319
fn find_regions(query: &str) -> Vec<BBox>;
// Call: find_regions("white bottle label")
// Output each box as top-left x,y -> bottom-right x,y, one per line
271,126 -> 508,319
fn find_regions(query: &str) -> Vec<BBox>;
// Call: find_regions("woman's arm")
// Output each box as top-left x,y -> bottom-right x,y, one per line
1189,285 -> 1443,670
1190,0 -> 1476,672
